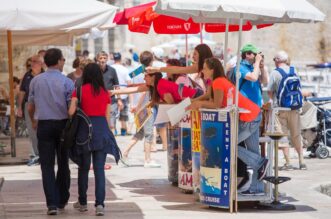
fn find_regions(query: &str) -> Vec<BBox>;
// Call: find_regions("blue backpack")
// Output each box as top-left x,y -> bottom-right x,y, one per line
276,67 -> 303,110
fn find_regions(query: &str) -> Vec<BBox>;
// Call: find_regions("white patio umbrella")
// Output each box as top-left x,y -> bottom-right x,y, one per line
169,36 -> 216,48
156,0 -> 325,107
155,0 -> 325,212
0,0 -> 118,157
0,30 -> 88,46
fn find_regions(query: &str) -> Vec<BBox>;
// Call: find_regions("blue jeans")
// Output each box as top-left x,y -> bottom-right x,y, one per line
78,150 -> 107,207
37,120 -> 70,208
237,113 -> 264,193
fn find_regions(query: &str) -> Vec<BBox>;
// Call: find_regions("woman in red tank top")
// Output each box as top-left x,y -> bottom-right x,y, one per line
68,63 -> 121,216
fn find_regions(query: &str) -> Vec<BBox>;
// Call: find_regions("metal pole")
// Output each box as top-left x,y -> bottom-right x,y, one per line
274,139 -> 279,202
185,34 -> 189,66
233,13 -> 244,213
200,23 -> 203,44
235,15 -> 243,108
6,30 -> 16,157
223,18 -> 229,68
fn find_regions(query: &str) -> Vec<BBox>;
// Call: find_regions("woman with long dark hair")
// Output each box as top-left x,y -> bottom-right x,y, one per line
112,71 -> 202,105
68,63 -> 121,216
188,58 -> 269,196
146,44 -> 213,92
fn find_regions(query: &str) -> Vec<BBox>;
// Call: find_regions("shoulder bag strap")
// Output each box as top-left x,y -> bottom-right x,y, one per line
76,85 -> 82,108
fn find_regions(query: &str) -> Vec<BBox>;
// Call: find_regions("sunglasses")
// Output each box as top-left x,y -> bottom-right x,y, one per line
246,51 -> 257,56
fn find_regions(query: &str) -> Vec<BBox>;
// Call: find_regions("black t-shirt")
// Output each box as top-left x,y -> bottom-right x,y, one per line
19,70 -> 34,105
102,65 -> 119,103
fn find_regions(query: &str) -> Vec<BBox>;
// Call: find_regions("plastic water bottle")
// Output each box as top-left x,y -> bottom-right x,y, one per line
227,87 -> 234,107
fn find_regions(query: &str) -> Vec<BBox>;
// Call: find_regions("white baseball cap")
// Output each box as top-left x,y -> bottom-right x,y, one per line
151,47 -> 164,59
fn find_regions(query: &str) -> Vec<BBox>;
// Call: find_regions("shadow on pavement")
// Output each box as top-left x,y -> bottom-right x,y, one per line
119,178 -> 196,203
0,178 -> 119,204
0,178 -> 144,218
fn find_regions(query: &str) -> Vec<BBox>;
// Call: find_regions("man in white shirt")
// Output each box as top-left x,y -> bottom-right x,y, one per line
112,52 -> 132,136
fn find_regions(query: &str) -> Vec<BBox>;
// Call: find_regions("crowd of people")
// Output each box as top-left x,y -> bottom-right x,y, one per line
3,43 -> 310,216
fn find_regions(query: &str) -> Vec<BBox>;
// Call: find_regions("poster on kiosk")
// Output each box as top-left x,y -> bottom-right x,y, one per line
200,109 -> 234,209
178,113 -> 193,192
191,110 -> 201,197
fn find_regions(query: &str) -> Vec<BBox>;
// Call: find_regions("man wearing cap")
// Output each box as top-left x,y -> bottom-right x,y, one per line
267,50 -> 306,171
112,52 -> 132,136
233,43 -> 269,196
151,47 -> 166,77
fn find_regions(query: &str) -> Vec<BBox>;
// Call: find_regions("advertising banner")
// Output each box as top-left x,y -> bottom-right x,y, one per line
200,110 -> 231,208
191,110 -> 201,196
178,114 -> 193,192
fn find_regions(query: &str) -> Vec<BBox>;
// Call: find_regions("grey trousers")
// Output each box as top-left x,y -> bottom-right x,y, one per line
24,104 -> 38,156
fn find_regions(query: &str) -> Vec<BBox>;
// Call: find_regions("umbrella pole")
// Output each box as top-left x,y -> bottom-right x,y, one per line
6,30 -> 16,157
223,18 -> 229,69
200,23 -> 203,43
185,34 -> 189,66
232,14 -> 244,213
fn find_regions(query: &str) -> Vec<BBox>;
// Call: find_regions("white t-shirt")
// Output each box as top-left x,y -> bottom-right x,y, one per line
131,73 -> 145,107
112,63 -> 131,99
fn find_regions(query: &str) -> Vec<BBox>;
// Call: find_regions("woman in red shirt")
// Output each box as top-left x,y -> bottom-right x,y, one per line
112,72 -> 203,104
188,58 -> 269,196
68,63 -> 120,216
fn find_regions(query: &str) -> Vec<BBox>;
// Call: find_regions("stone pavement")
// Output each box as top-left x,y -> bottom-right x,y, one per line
0,136 -> 330,219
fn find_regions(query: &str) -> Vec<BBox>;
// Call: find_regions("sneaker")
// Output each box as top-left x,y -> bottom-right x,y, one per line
156,135 -> 162,144
299,163 -> 307,170
258,159 -> 270,181
279,164 -> 294,171
120,157 -> 130,167
240,190 -> 265,196
238,169 -> 253,193
0,177 -> 4,191
73,201 -> 88,212
95,205 -> 104,216
58,202 -> 67,213
27,156 -> 39,166
47,207 -> 58,215
120,128 -> 127,136
144,160 -> 161,168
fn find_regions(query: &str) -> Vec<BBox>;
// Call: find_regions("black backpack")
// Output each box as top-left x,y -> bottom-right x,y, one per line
60,86 -> 92,150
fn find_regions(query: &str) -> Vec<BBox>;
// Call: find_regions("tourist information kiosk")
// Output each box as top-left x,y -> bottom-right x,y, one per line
199,108 -> 273,212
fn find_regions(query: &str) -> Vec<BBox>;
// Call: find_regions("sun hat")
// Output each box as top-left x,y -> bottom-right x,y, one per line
241,44 -> 259,54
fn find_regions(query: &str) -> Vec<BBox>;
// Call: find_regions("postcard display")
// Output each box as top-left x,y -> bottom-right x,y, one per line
199,109 -> 236,210
166,124 -> 179,184
178,113 -> 193,193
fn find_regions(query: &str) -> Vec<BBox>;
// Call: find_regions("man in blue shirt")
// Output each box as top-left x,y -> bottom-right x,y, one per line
234,44 -> 269,196
28,48 -> 74,215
